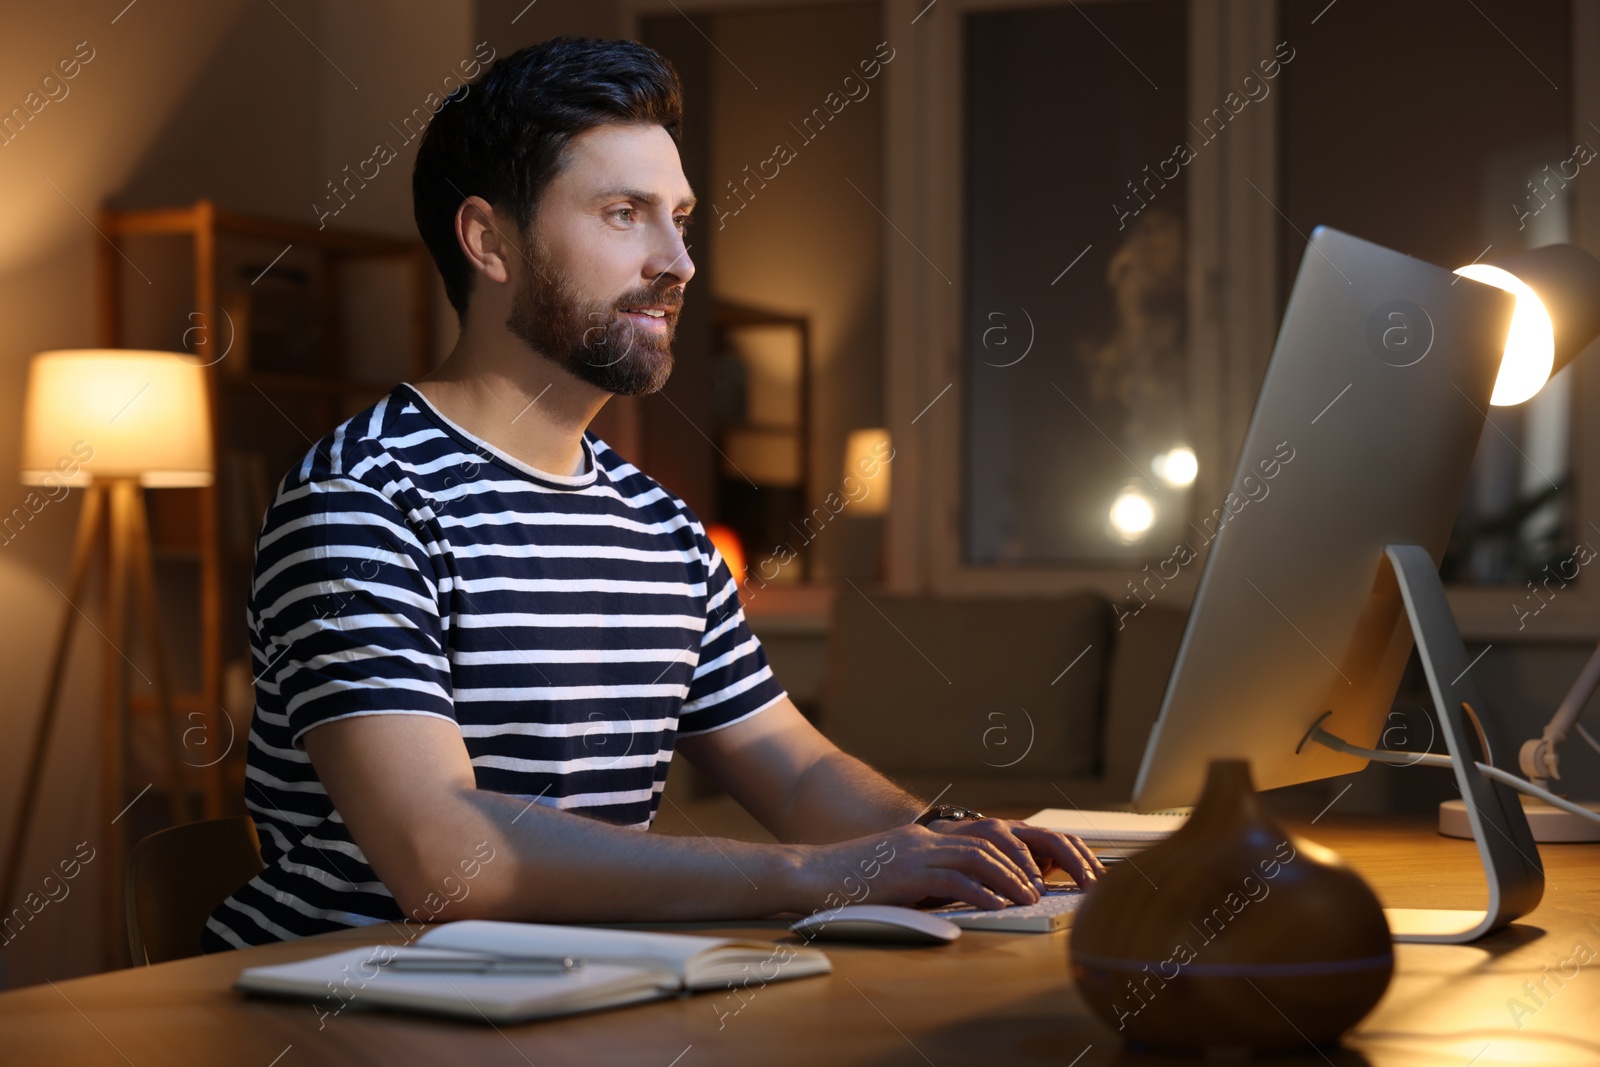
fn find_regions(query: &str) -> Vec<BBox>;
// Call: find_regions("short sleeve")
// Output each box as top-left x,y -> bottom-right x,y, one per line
250,476 -> 455,748
676,537 -> 788,736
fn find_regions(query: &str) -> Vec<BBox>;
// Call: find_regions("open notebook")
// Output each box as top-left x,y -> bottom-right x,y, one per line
237,920 -> 830,1024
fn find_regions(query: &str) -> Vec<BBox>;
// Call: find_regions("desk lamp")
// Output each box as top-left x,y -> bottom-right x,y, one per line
3,350 -> 214,956
1454,245 -> 1600,841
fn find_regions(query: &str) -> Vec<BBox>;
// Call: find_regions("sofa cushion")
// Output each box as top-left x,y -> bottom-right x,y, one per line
1101,603 -> 1189,792
821,592 -> 1113,782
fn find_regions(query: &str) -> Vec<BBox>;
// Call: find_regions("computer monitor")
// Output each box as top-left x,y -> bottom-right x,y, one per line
1132,226 -> 1516,813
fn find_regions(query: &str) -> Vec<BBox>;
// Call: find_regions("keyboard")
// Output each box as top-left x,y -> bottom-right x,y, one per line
931,885 -> 1086,933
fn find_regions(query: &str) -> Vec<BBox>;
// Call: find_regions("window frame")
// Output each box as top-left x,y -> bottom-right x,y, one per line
626,0 -> 1600,640
884,0 -> 1600,641
884,0 -> 1282,608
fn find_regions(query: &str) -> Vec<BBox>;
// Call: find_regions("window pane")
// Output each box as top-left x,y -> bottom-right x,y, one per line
1276,0 -> 1574,587
963,0 -> 1189,564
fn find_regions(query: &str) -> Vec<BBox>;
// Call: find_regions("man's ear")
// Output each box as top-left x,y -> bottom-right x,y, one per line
455,195 -> 514,285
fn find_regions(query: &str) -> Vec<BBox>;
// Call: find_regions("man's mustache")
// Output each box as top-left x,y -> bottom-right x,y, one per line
614,286 -> 684,312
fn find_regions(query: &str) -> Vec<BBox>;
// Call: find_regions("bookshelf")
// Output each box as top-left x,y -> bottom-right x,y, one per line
97,199 -> 436,820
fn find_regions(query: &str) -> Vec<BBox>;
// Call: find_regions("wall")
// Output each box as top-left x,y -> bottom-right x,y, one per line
705,3 -> 886,579
0,0 -> 472,988
0,0 -> 258,991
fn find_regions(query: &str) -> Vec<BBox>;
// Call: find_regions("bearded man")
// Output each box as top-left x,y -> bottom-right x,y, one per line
205,35 -> 1099,951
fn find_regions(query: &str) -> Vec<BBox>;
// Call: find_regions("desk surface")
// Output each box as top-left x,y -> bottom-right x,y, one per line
3,817 -> 1598,1067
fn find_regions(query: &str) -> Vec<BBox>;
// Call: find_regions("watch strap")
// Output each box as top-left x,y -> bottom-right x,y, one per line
914,804 -> 985,826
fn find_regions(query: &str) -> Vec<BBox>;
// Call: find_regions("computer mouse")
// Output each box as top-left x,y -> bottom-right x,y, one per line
789,905 -> 962,945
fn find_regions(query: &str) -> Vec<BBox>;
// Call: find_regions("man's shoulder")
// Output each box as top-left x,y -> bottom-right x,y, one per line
587,433 -> 702,524
276,386 -> 451,495
255,387 -> 452,548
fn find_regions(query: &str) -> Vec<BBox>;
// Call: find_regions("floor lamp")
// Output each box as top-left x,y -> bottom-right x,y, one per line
3,350 -> 214,964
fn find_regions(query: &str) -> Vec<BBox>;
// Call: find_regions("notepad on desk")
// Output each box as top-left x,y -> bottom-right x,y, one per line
236,920 -> 831,1024
1023,808 -> 1189,855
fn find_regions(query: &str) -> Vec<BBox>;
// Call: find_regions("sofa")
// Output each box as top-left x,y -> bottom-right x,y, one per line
654,591 -> 1189,840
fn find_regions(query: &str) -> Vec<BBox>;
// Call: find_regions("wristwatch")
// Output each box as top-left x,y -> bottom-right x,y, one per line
914,804 -> 986,827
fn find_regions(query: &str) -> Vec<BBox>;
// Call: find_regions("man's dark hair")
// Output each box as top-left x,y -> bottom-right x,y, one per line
413,36 -> 684,320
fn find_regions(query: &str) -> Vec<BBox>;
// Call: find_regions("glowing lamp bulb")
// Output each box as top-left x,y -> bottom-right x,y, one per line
1153,446 -> 1198,488
1453,263 -> 1555,406
1110,488 -> 1156,542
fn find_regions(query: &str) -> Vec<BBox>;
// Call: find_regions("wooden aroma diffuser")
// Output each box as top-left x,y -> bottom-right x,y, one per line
1070,759 -> 1393,1054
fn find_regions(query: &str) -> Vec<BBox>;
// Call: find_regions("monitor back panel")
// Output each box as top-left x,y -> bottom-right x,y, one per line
1132,226 -> 1516,811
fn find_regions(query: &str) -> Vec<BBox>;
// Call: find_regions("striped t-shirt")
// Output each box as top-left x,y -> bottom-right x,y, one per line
202,384 -> 786,951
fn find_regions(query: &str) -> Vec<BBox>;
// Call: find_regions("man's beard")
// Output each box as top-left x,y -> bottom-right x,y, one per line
506,241 -> 681,396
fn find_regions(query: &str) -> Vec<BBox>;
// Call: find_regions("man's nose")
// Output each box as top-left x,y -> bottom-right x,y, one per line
653,232 -> 695,289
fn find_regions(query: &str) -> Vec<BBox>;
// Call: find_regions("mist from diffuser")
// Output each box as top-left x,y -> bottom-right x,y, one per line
1109,486 -> 1155,543
20,350 -> 213,487
1452,264 -> 1555,406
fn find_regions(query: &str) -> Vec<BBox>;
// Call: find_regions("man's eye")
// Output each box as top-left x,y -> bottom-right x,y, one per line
612,208 -> 634,223
675,215 -> 694,232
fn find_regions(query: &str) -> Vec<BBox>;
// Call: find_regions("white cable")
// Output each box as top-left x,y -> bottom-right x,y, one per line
1311,726 -> 1600,828
1473,761 -> 1600,826
1577,722 -> 1600,760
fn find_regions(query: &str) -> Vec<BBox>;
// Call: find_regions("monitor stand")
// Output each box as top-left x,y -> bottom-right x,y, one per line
1307,544 -> 1544,944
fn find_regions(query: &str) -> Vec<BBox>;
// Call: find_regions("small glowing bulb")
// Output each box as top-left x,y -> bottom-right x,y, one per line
1153,446 -> 1198,488
1453,263 -> 1554,406
1110,488 -> 1155,542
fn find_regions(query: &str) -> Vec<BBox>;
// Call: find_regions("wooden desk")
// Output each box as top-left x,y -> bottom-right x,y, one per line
2,818 -> 1598,1066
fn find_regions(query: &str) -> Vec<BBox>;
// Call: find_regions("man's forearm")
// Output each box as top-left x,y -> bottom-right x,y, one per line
304,706 -> 1041,930
400,786 -> 830,925
773,748 -> 926,845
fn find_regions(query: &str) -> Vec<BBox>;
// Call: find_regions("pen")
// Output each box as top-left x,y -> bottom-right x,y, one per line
378,955 -> 583,975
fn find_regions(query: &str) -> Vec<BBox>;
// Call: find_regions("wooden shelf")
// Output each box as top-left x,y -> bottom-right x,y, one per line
224,372 -> 395,397
99,198 -> 435,822
129,692 -> 211,717
150,546 -> 255,564
105,200 -> 418,254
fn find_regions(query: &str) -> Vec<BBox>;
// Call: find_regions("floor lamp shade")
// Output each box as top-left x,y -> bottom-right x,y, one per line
20,349 -> 213,487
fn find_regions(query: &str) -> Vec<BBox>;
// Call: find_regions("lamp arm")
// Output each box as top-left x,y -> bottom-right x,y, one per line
1517,639 -> 1600,783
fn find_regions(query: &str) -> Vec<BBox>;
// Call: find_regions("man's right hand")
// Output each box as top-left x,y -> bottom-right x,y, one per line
800,824 -> 1044,913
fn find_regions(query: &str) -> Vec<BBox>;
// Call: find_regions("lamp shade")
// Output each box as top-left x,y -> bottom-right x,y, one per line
20,350 -> 213,487
1455,243 -> 1600,406
842,428 -> 891,516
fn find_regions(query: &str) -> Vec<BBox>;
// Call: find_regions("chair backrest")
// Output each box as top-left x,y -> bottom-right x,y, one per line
126,816 -> 263,965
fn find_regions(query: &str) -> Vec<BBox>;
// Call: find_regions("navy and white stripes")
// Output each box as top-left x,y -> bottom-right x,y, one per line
203,384 -> 785,950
